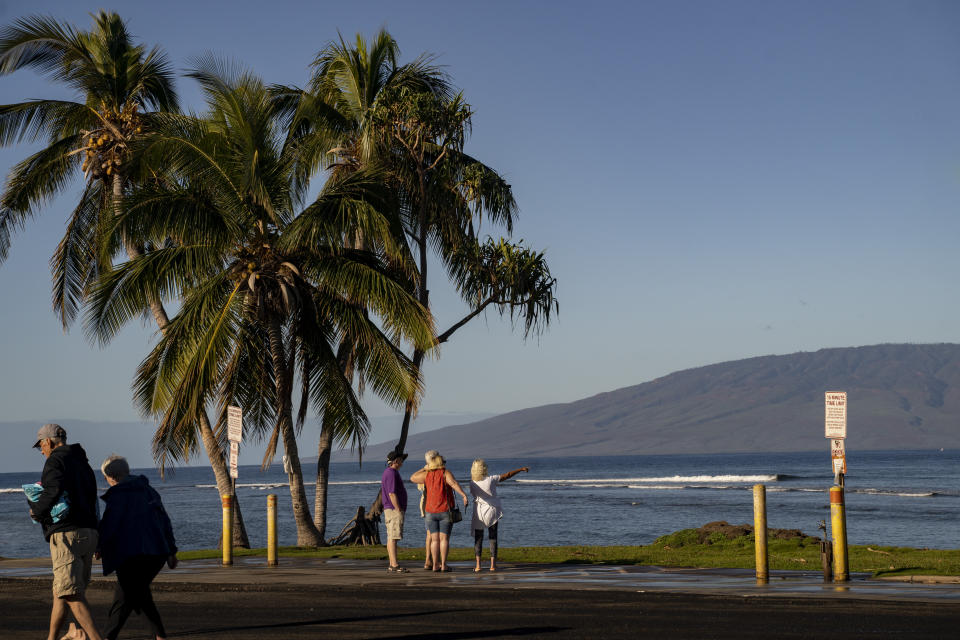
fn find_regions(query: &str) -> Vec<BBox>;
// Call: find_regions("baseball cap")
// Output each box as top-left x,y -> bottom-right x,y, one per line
386,449 -> 408,464
33,423 -> 66,448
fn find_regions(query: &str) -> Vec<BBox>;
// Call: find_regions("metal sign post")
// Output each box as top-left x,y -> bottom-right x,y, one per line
824,391 -> 849,582
227,405 -> 243,486
223,406 -> 242,566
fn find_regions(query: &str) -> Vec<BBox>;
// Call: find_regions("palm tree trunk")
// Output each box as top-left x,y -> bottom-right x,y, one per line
268,318 -> 324,546
313,340 -> 356,539
312,425 -> 334,539
395,349 -> 425,455
113,173 -> 250,547
395,194 -> 430,455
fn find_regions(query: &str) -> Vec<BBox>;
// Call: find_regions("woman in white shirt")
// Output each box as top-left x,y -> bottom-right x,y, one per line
469,459 -> 529,572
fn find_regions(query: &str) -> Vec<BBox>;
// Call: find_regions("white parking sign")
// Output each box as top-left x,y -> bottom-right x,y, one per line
825,392 -> 847,439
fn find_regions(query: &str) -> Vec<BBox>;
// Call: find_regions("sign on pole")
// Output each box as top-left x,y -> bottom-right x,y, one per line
824,392 -> 847,439
830,438 -> 847,475
227,405 -> 243,443
229,441 -> 239,479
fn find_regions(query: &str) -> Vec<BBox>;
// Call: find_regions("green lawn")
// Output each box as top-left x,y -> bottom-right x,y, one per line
178,528 -> 960,578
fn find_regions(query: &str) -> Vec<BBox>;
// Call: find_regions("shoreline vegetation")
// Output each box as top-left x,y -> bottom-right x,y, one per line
173,524 -> 960,578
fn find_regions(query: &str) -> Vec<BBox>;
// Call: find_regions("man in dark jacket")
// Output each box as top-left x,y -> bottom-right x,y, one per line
30,423 -> 103,640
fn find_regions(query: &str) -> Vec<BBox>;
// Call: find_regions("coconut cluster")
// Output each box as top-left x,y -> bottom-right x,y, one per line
80,101 -> 143,180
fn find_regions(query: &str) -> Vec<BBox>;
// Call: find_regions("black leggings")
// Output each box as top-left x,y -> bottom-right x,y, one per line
473,522 -> 498,558
105,554 -> 167,640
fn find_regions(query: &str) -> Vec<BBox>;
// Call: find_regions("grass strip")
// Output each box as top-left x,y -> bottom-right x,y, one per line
177,528 -> 960,578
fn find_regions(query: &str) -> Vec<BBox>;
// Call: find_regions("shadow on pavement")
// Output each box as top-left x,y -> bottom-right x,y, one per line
169,608 -> 465,637
371,628 -> 571,639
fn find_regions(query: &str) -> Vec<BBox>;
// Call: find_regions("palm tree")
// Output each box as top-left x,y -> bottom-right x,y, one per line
86,60 -> 434,545
0,11 -> 253,547
369,84 -> 558,455
273,29 -> 451,538
286,31 -> 558,532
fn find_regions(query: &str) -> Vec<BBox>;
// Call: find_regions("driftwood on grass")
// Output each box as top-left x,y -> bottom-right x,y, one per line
327,491 -> 384,546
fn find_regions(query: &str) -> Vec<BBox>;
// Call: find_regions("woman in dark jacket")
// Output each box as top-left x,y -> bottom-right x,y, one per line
97,455 -> 177,640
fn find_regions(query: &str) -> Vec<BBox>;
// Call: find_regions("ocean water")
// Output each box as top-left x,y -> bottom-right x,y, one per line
1,449 -> 957,559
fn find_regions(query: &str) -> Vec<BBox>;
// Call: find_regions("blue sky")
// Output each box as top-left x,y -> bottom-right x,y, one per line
1,1 -> 959,469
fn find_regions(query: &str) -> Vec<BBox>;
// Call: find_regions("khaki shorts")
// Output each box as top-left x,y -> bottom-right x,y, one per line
50,528 -> 98,597
384,509 -> 404,541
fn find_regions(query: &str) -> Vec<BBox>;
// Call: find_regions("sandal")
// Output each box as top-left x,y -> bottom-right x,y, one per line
60,623 -> 87,640
439,566 -> 453,572
387,566 -> 409,573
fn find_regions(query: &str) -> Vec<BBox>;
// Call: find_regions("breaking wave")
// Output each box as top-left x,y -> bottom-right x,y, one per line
516,474 -> 782,485
193,480 -> 380,490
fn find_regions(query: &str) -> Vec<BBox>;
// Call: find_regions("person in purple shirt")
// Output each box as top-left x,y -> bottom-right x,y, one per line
381,449 -> 408,572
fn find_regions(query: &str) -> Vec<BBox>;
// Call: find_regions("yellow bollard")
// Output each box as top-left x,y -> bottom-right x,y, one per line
267,494 -> 278,566
221,494 -> 233,566
753,484 -> 768,583
830,486 -> 848,582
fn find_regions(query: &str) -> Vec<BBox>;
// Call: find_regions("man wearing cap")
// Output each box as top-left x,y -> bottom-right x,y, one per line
381,449 -> 409,572
31,424 -> 103,640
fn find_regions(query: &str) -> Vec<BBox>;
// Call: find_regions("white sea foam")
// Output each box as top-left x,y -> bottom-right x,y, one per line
767,487 -> 826,493
516,474 -> 780,485
193,480 -> 380,490
853,488 -> 935,498
625,485 -> 688,490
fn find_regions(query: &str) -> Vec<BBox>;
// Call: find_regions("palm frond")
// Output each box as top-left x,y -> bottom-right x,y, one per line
51,179 -> 108,329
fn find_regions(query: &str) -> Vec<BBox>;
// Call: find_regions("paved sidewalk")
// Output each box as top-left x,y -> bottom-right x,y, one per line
5,558 -> 960,639
3,556 -> 960,602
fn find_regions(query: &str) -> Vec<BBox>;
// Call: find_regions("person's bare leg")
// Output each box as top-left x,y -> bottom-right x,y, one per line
439,533 -> 450,570
424,531 -> 432,569
430,533 -> 440,571
46,591 -> 68,640
64,595 -> 103,640
387,538 -> 399,568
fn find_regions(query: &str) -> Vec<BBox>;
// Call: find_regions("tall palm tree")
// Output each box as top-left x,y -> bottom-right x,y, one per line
0,12 -> 253,546
0,11 -> 177,324
273,29 -> 451,537
369,84 -> 558,456
86,60 -> 434,545
287,31 -> 558,531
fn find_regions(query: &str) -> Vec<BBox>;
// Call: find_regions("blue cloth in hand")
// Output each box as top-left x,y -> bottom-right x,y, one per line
23,483 -> 70,524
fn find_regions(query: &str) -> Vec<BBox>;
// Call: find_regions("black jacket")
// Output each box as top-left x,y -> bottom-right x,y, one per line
30,443 -> 99,541
98,475 -> 177,576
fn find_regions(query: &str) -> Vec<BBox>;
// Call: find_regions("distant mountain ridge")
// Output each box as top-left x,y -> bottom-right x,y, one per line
357,344 -> 960,460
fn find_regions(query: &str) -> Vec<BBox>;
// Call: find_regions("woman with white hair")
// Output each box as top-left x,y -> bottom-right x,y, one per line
96,455 -> 177,640
409,452 -> 468,572
469,459 -> 529,572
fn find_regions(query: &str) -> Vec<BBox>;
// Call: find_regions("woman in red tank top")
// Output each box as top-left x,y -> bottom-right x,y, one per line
410,452 -> 468,572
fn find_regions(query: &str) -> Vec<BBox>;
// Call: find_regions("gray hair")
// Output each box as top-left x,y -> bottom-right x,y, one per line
424,449 -> 439,464
101,455 -> 130,481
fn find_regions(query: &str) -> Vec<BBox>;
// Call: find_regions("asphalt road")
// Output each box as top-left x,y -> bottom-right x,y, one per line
3,577 -> 960,639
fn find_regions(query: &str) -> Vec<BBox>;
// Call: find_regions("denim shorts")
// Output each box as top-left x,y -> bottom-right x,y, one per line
424,511 -> 453,535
